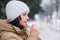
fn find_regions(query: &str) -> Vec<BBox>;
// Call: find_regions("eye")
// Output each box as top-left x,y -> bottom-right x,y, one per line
22,12 -> 29,16
23,13 -> 26,16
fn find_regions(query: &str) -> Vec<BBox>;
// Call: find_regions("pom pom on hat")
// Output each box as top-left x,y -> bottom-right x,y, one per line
6,1 -> 30,22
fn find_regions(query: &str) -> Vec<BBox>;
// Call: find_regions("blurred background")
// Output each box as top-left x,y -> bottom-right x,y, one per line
0,0 -> 60,40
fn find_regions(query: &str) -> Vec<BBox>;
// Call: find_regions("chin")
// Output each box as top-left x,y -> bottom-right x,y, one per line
23,24 -> 28,27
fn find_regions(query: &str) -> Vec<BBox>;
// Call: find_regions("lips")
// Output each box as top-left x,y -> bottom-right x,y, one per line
24,21 -> 27,24
23,21 -> 28,27
24,20 -> 27,23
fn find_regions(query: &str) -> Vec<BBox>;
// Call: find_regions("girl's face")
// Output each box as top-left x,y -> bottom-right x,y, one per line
19,12 -> 29,28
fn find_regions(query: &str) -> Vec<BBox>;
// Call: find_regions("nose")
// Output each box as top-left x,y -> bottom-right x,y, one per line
26,16 -> 29,20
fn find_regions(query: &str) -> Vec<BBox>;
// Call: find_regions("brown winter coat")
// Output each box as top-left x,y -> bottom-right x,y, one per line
0,19 -> 41,40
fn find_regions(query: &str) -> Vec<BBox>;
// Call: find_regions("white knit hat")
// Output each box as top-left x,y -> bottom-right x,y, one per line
6,1 -> 30,22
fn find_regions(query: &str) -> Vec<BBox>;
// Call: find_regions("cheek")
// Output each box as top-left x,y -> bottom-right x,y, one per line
19,19 -> 28,27
19,19 -> 25,27
19,16 -> 24,24
19,20 -> 23,25
21,15 -> 27,20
